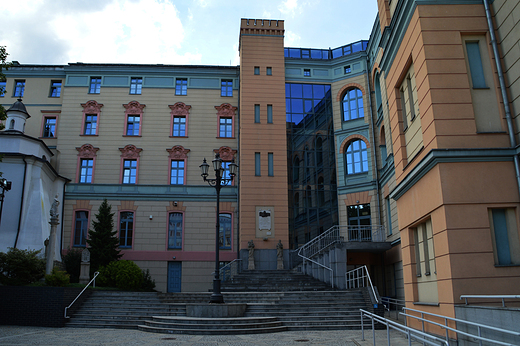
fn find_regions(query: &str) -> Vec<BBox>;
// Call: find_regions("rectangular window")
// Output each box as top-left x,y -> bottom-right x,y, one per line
79,159 -> 94,183
344,65 -> 351,74
0,81 -> 6,97
266,67 -> 272,75
89,77 -> 101,94
254,66 -> 260,75
254,104 -> 260,123
255,152 -> 261,176
126,115 -> 140,136
267,105 -> 273,124
175,78 -> 187,96
268,152 -> 274,176
168,212 -> 183,249
73,211 -> 89,247
14,80 -> 25,97
221,161 -> 232,186
414,220 -> 436,277
386,198 -> 393,236
304,69 -> 311,77
219,117 -> 233,138
465,41 -> 487,89
400,88 -> 408,130
119,211 -> 134,248
490,208 -> 520,265
43,117 -> 57,138
221,80 -> 233,97
406,77 -> 416,121
170,160 -> 185,185
219,213 -> 232,249
122,159 -> 137,184
414,228 -> 422,276
130,77 -> 142,94
172,116 -> 186,137
49,81 -> 61,97
84,115 -> 97,135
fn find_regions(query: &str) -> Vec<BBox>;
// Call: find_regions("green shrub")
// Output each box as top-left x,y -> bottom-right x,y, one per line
62,248 -> 82,283
141,269 -> 156,291
45,267 -> 70,287
98,260 -> 143,290
0,248 -> 46,286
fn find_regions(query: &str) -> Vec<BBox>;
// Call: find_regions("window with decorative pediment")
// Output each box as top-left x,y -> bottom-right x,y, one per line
76,144 -> 99,183
215,103 -> 237,138
123,101 -> 145,136
119,144 -> 142,184
81,100 -> 103,136
167,145 -> 190,185
169,102 -> 191,137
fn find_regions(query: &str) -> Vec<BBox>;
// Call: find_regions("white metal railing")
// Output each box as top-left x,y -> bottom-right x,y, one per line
401,307 -> 520,346
460,294 -> 520,307
344,225 -> 386,242
219,259 -> 242,282
382,297 -> 406,320
297,225 -> 340,288
64,271 -> 99,318
360,309 -> 449,346
345,265 -> 379,303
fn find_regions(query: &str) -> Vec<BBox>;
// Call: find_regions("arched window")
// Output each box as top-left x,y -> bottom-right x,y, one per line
375,73 -> 382,112
345,139 -> 368,174
342,88 -> 364,121
9,119 -> 15,129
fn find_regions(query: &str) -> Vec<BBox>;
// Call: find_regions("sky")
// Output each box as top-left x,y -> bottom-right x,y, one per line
0,0 -> 378,66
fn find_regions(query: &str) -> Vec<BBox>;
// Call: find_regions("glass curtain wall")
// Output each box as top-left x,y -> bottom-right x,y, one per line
286,83 -> 338,249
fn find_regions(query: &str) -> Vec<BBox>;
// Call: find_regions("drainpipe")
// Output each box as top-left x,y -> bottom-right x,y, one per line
236,67 -> 241,265
14,156 -> 27,248
483,0 -> 520,198
365,64 -> 383,228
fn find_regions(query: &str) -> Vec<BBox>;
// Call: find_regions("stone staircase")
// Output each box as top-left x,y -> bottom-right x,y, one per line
67,270 -> 378,334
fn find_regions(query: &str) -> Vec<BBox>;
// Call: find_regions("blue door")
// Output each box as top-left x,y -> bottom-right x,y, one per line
168,262 -> 182,293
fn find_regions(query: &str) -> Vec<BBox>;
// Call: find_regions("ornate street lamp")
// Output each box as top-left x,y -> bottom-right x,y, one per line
0,178 -> 12,228
200,154 -> 238,304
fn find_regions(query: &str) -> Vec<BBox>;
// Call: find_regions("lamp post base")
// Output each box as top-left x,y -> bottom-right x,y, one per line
209,279 -> 224,304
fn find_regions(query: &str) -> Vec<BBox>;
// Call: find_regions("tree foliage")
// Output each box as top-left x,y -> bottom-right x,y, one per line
87,199 -> 122,273
0,248 -> 46,285
98,260 -> 143,290
0,46 -> 12,130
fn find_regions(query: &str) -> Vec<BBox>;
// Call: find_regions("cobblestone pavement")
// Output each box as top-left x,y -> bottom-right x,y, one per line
0,326 -> 424,346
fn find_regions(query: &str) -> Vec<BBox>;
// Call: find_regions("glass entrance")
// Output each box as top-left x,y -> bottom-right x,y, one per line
347,204 -> 371,241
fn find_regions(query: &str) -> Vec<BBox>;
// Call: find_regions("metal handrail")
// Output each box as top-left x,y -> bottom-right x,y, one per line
402,307 -> 520,346
360,309 -> 449,346
460,294 -> 520,307
345,265 -> 379,303
64,271 -> 99,319
219,259 -> 242,282
381,297 -> 406,320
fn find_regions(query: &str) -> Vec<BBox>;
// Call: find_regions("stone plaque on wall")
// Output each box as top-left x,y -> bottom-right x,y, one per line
256,206 -> 275,238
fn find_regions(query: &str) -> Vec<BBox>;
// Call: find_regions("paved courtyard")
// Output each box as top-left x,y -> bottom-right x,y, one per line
0,326 -> 424,346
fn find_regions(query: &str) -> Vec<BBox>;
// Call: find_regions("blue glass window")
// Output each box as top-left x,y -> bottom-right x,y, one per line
345,140 -> 368,174
219,117 -> 233,137
168,212 -> 183,249
119,212 -> 134,248
219,213 -> 232,249
466,42 -> 487,88
89,77 -> 101,94
170,160 -> 185,185
14,80 -> 25,97
175,78 -> 187,95
84,115 -> 97,135
221,80 -> 233,96
43,117 -> 56,137
79,159 -> 93,183
172,116 -> 186,136
0,81 -> 6,97
130,78 -> 142,95
126,115 -> 140,136
74,211 -> 89,247
50,81 -> 61,97
122,159 -> 137,184
342,88 -> 364,121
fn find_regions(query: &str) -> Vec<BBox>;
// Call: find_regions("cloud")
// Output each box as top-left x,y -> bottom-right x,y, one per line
278,0 -> 300,17
284,31 -> 301,47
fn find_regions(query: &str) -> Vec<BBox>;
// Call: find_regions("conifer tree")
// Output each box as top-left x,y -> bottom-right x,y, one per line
87,199 -> 121,273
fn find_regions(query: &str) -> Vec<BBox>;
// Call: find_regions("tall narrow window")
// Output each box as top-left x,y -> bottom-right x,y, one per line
130,77 -> 142,94
220,117 -> 233,137
342,88 -> 363,121
49,81 -> 62,97
345,140 -> 368,175
406,77 -> 416,121
254,104 -> 260,123
490,208 -> 520,265
169,102 -> 191,138
347,204 -> 371,241
168,212 -> 183,249
465,42 -> 487,89
216,103 -> 237,139
221,80 -> 233,97
89,77 -> 101,94
120,144 -> 141,184
266,67 -> 272,75
122,159 -> 137,184
268,153 -> 274,176
14,80 -> 25,97
175,78 -> 187,95
73,211 -> 89,247
386,198 -> 393,236
255,152 -> 261,176
267,105 -> 273,124
119,211 -> 134,248
219,213 -> 232,249
79,159 -> 94,183
414,229 -> 422,276
170,160 -> 185,185
42,117 -> 57,138
126,115 -> 140,136
172,117 -> 186,136
400,87 -> 408,130
84,115 -> 97,135
254,66 -> 260,75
